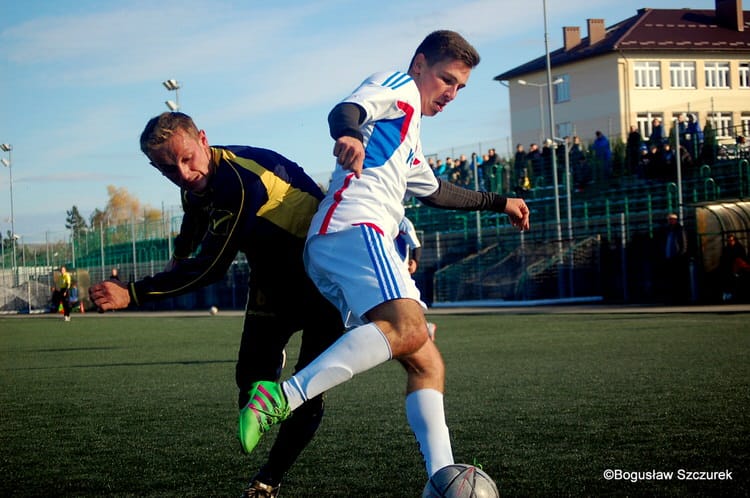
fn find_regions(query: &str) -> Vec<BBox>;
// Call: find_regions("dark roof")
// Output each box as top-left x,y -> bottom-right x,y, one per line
494,7 -> 750,81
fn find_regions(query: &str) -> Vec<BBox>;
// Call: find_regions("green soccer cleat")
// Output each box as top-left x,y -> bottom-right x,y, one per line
238,381 -> 290,454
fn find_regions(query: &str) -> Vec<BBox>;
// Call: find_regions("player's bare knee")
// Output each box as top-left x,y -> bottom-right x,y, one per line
393,321 -> 429,356
398,339 -> 444,377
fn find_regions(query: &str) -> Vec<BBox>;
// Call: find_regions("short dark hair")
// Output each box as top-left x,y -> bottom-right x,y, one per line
408,30 -> 480,71
140,112 -> 200,157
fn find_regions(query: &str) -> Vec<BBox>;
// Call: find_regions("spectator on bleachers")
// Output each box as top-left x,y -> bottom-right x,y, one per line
456,153 -> 472,187
649,117 -> 664,149
677,113 -> 688,145
483,148 -> 500,191
626,125 -> 642,176
570,135 -> 589,191
445,156 -> 454,172
434,158 -> 448,179
541,139 -> 554,186
662,143 -> 676,180
685,113 -> 704,162
679,145 -> 696,180
513,143 -> 526,188
592,131 -> 612,181
526,143 -> 542,186
637,144 -> 650,180
646,144 -> 665,181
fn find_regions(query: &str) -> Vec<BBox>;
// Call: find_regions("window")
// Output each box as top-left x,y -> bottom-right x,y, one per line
705,62 -> 730,88
670,62 -> 696,88
634,61 -> 661,88
637,112 -> 663,139
740,63 -> 750,88
557,122 -> 573,139
709,112 -> 733,138
554,75 -> 570,103
741,113 -> 750,137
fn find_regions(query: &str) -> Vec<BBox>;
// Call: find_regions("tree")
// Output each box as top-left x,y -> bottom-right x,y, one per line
89,208 -> 109,229
2,229 -> 16,265
106,185 -> 141,224
65,206 -> 88,239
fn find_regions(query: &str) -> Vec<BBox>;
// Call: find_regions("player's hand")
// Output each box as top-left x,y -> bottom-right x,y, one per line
504,198 -> 530,231
333,136 -> 365,178
89,280 -> 130,312
407,259 -> 418,275
162,257 -> 178,273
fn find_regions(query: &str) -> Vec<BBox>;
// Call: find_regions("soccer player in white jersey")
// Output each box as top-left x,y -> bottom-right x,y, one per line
239,30 -> 530,479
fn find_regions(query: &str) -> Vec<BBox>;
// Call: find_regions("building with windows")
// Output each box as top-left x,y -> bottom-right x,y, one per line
494,0 -> 750,150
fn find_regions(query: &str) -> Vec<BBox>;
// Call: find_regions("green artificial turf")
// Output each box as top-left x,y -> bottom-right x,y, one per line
0,312 -> 747,497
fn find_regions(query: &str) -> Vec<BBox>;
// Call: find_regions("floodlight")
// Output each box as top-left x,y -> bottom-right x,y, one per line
162,79 -> 180,91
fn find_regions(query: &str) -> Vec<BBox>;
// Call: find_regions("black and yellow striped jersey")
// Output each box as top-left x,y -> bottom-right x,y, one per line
130,145 -> 324,308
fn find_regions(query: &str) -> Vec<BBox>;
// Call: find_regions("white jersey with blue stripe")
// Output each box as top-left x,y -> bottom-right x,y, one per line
309,71 -> 439,241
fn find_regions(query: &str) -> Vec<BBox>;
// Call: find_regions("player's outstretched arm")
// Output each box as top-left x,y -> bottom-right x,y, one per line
417,179 -> 530,231
89,280 -> 130,312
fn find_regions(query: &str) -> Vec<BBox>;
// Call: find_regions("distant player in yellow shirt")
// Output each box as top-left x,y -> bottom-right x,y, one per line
52,265 -> 72,321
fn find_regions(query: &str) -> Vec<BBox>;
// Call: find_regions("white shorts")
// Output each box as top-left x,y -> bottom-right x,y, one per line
304,224 -> 425,328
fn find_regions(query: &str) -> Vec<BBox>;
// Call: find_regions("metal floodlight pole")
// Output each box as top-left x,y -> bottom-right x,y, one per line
18,234 -> 30,313
542,0 -> 564,282
554,137 -> 573,242
673,119 -> 684,222
556,135 -> 575,297
1,143 -> 17,286
163,79 -> 181,111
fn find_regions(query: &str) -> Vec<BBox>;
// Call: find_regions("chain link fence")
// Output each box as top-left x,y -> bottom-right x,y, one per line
2,154 -> 749,313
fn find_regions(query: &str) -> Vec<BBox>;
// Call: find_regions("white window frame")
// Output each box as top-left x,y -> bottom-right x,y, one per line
705,62 -> 731,88
740,63 -> 750,88
709,112 -> 734,138
634,61 -> 661,88
637,112 -> 663,139
669,61 -> 696,88
741,114 -> 750,137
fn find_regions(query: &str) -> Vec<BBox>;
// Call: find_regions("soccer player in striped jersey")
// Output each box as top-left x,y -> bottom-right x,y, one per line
239,30 -> 530,480
88,112 -> 344,498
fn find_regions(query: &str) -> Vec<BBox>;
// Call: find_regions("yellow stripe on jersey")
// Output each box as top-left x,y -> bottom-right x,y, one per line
221,150 -> 320,238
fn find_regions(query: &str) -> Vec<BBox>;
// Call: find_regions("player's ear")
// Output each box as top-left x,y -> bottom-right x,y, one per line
411,53 -> 427,76
198,129 -> 209,147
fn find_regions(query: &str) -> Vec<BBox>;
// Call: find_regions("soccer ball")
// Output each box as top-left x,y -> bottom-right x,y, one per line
209,306 -> 219,316
423,464 -> 500,498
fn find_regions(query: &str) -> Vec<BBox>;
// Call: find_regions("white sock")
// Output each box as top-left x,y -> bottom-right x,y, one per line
406,389 -> 454,477
282,322 -> 392,411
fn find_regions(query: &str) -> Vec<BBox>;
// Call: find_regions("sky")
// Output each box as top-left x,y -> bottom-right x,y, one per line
0,0 -> 713,243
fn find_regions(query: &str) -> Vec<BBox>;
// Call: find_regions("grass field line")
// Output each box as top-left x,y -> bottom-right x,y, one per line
2,302 -> 748,319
